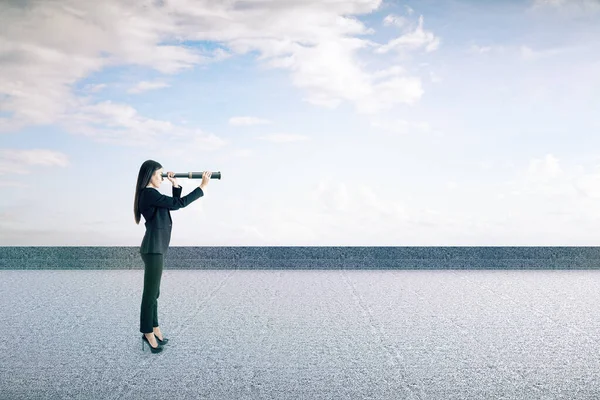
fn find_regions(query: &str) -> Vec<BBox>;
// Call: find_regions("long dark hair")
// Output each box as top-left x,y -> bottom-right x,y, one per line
134,160 -> 162,224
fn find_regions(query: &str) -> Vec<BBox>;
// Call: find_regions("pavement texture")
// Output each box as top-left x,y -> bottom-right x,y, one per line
2,269 -> 600,399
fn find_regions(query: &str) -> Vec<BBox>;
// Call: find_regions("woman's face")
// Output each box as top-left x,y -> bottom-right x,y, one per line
148,168 -> 164,188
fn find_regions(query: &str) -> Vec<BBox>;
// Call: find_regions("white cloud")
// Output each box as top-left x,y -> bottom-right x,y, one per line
468,43 -> 572,60
494,154 -> 600,210
63,100 -> 228,148
229,148 -> 253,158
519,45 -> 577,61
372,66 -> 406,79
242,179 -> 411,245
575,171 -> 600,198
532,0 -> 600,12
0,0 -> 227,132
445,181 -> 458,190
229,116 -> 272,126
483,154 -> 576,203
240,155 -> 600,245
429,71 -> 442,83
0,0 -> 436,135
184,134 -> 230,152
302,95 -> 342,109
70,156 -> 600,244
65,101 -> 174,144
367,77 -> 424,109
83,83 -> 107,93
383,14 -> 409,28
246,177 -> 496,245
466,154 -> 600,243
535,0 -> 568,5
127,81 -> 170,94
277,155 -> 597,245
526,153 -> 563,182
262,38 -> 380,112
0,181 -> 30,188
376,16 -> 440,54
0,148 -> 69,175
0,0 -> 202,130
257,133 -> 309,143
469,44 -> 493,54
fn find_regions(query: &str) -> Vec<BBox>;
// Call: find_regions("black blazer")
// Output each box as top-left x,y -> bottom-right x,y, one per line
139,185 -> 204,254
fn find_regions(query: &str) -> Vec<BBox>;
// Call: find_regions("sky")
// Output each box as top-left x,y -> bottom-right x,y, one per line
0,0 -> 599,246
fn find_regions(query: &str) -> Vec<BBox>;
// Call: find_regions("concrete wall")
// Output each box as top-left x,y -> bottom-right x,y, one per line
1,247 -> 600,269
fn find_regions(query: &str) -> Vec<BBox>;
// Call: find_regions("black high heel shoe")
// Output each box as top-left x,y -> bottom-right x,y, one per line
141,335 -> 163,354
155,335 -> 169,345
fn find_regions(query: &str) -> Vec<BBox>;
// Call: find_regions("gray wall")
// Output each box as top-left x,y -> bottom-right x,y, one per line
1,247 -> 600,269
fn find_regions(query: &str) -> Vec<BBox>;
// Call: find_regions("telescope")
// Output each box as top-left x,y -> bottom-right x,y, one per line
161,171 -> 221,180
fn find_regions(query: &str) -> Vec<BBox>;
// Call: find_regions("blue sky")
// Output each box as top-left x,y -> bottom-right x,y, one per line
1,0 -> 599,246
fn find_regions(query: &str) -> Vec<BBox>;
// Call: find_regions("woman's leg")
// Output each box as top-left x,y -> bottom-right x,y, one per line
140,253 -> 163,334
153,285 -> 160,329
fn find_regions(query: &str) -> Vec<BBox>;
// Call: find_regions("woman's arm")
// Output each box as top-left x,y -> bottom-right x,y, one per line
173,185 -> 182,199
141,187 -> 203,210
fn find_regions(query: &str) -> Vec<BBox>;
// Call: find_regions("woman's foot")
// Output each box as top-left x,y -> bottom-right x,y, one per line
153,327 -> 164,341
153,327 -> 168,344
145,333 -> 159,348
142,334 -> 163,354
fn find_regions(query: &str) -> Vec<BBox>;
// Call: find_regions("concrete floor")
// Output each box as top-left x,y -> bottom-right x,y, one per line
2,269 -> 600,399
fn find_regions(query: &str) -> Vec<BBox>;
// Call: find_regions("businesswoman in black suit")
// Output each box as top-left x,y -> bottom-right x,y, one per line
133,159 -> 211,353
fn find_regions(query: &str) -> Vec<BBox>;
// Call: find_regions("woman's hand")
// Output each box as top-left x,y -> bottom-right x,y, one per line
200,171 -> 212,190
166,171 -> 179,187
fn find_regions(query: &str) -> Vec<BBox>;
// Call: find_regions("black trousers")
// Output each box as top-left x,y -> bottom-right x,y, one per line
140,253 -> 163,333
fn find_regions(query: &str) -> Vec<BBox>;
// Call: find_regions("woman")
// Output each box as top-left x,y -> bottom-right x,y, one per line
134,160 -> 211,354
